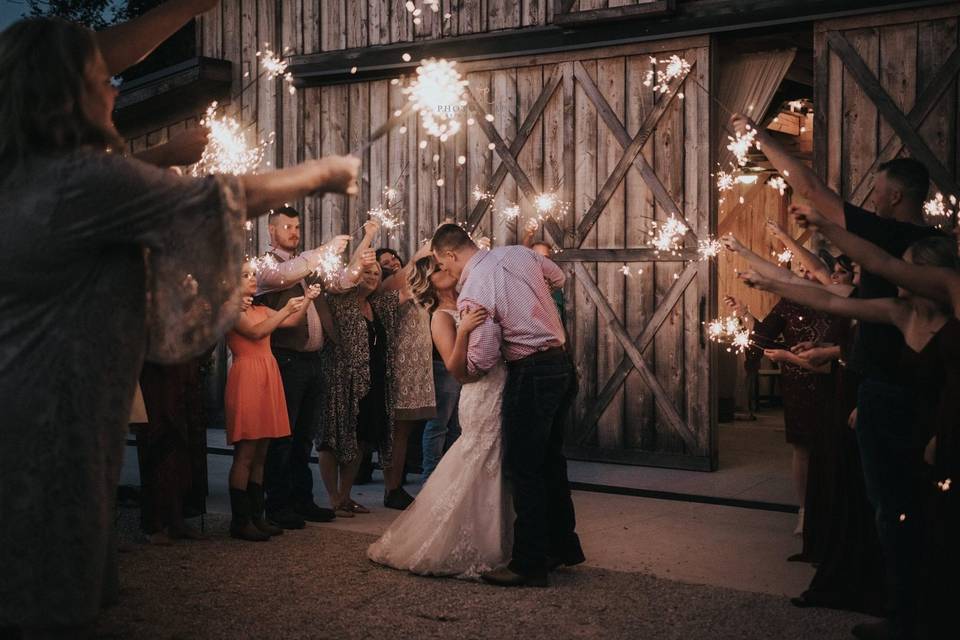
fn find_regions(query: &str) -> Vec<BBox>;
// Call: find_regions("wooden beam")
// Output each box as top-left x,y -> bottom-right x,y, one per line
573,262 -> 699,449
551,248 -> 699,261
848,43 -> 960,206
576,262 -> 700,445
465,67 -> 563,231
826,31 -> 960,199
575,62 -> 693,245
554,1 -> 675,26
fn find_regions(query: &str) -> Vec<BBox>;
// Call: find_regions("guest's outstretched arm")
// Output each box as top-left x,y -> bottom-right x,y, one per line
731,114 -> 845,226
765,219 -> 832,286
241,156 -> 359,217
233,296 -> 305,340
721,234 -> 814,287
739,270 -> 906,327
97,0 -> 219,74
795,204 -> 960,316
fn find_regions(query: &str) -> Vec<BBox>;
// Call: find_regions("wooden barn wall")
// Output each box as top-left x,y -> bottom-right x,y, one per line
815,4 -> 960,207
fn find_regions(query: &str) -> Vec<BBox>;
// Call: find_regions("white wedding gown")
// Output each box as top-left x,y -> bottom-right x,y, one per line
367,331 -> 513,579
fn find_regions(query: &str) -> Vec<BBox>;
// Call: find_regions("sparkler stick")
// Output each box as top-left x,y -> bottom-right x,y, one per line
349,103 -> 415,156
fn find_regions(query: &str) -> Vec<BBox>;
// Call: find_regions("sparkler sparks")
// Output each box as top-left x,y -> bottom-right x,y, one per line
472,186 -> 494,203
768,176 -> 788,196
726,127 -> 758,166
937,478 -> 952,492
192,102 -> 269,176
706,314 -> 753,353
716,169 -> 736,193
498,203 -> 521,222
643,55 -> 692,94
697,237 -> 723,261
787,99 -> 804,113
249,253 -> 279,275
402,58 -> 469,141
369,205 -> 404,231
923,192 -> 958,220
313,247 -> 346,284
773,249 -> 794,265
258,47 -> 296,95
649,215 -> 689,254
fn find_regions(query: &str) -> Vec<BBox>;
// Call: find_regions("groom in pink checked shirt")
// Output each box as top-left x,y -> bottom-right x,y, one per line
431,223 -> 584,587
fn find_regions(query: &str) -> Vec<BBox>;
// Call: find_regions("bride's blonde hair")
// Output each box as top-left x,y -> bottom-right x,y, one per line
408,256 -> 440,313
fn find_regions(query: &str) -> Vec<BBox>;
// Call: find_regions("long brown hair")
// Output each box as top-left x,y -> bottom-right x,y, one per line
0,18 -> 124,174
408,256 -> 440,313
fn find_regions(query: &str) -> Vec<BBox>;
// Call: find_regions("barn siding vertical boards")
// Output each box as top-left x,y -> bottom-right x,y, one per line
816,5 -> 960,206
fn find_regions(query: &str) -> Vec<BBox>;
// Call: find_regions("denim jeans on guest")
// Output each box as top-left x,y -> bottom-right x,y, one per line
264,349 -> 323,514
421,360 -> 461,479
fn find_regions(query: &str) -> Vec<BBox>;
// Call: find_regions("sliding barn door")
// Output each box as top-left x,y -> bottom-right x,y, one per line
814,4 -> 960,207
300,36 -> 716,470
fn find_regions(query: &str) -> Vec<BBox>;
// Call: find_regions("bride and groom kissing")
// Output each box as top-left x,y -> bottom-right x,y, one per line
367,223 -> 585,587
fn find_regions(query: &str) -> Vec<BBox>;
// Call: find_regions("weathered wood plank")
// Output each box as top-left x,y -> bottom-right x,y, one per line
652,47 -> 686,454
488,0 -> 521,32
623,51 -> 656,449
916,18 -> 959,187
368,79 -> 391,248
596,55 -> 626,449
255,0 -> 277,254
321,86 -> 350,240
878,23 -> 917,161
515,65 -> 545,245
322,0 -> 346,52
302,88 -> 321,247
348,82 -> 370,241
492,68 -> 519,247
466,70 -> 493,238
573,59 -> 598,438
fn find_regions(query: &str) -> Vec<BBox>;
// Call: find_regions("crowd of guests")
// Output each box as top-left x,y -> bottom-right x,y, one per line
722,113 -> 959,640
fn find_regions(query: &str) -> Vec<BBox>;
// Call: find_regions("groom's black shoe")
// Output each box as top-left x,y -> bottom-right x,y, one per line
547,549 -> 586,572
480,567 -> 548,588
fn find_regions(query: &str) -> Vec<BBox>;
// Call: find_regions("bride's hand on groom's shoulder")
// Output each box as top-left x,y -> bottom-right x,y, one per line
458,307 -> 488,334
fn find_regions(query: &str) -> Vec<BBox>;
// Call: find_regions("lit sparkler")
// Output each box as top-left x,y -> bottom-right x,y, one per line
313,247 -> 346,284
705,314 -> 753,354
923,192 -> 958,220
727,127 -> 758,167
472,186 -> 494,203
697,237 -> 723,261
773,249 -> 794,265
192,102 -> 269,176
768,176 -> 788,196
402,58 -> 469,141
649,215 -> 689,254
499,203 -> 521,222
258,47 -> 296,95
643,55 -> 692,94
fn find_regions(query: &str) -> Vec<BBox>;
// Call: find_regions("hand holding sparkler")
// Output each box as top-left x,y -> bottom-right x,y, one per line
738,269 -> 771,290
790,203 -> 827,231
303,284 -> 323,301
313,155 -> 361,195
240,296 -> 254,312
720,233 -> 745,253
281,296 -> 307,315
764,218 -> 787,240
730,113 -> 756,138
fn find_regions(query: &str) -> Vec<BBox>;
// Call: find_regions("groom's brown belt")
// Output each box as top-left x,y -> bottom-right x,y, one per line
508,346 -> 567,368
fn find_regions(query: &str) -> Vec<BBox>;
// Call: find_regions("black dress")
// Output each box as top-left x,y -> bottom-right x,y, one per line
798,324 -> 885,615
357,312 -> 389,448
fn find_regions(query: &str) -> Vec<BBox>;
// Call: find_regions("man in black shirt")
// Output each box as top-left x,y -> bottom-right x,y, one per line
732,115 -> 942,640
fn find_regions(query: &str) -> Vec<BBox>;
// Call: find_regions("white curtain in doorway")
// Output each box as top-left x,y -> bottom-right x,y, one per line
716,49 -> 797,170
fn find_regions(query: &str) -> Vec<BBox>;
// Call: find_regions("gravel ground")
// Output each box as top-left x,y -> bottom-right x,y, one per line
98,508 -> 869,639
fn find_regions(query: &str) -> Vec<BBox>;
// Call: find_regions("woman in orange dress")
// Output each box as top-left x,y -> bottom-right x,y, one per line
225,263 -> 320,541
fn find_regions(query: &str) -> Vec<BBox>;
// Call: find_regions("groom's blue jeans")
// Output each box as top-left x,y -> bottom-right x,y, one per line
502,348 -> 581,576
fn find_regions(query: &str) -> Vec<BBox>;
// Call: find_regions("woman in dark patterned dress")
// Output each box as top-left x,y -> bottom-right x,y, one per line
318,260 -> 415,516
0,14 -> 360,636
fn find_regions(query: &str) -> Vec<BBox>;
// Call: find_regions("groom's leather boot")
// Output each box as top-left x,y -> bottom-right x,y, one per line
480,566 -> 548,588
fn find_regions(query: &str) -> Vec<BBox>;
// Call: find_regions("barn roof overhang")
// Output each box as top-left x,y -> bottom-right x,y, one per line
113,56 -> 232,136
288,0 -> 948,87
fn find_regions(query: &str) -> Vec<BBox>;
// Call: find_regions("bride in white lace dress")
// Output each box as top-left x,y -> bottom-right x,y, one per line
367,258 -> 513,578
